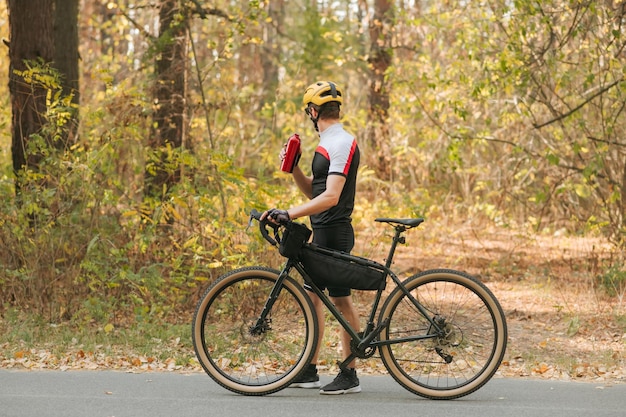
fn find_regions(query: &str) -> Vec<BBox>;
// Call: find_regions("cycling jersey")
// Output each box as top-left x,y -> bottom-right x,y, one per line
310,123 -> 360,227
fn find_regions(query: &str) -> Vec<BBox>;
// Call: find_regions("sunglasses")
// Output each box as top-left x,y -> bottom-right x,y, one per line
304,106 -> 312,116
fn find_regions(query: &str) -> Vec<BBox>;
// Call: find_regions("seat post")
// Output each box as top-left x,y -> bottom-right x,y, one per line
383,225 -> 406,269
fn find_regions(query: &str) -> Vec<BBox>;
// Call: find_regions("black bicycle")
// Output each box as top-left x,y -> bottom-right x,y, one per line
192,210 -> 507,399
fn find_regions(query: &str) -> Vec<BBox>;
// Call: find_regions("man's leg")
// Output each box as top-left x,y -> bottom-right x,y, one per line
309,291 -> 326,364
319,295 -> 361,394
290,289 -> 324,388
332,295 -> 359,366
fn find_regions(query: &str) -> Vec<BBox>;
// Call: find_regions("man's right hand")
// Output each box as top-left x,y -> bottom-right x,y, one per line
267,208 -> 290,224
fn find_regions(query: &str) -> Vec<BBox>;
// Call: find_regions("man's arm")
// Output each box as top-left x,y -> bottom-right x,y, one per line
287,174 -> 345,220
292,166 -> 313,200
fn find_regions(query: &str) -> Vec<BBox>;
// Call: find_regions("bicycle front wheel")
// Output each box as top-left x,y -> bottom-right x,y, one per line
378,269 -> 507,399
192,267 -> 318,395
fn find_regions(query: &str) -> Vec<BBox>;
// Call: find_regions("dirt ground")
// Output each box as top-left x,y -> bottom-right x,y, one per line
379,225 -> 626,384
489,279 -> 625,382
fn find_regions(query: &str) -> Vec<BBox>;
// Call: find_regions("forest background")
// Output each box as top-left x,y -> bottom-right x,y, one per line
0,1 -> 624,378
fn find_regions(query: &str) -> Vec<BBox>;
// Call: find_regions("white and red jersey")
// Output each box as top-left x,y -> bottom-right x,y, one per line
310,123 -> 360,228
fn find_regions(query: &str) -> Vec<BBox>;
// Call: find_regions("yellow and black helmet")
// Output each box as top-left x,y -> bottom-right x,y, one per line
303,81 -> 343,107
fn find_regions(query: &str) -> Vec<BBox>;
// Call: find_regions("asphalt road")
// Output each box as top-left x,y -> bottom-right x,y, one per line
1,370 -> 624,417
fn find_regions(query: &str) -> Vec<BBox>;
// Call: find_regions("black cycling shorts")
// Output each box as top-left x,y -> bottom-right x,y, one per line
303,223 -> 354,298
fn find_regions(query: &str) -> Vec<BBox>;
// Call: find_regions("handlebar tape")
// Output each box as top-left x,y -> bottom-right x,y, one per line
250,209 -> 280,246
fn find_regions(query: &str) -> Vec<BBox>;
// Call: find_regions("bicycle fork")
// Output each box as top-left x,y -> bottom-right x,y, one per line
248,266 -> 294,336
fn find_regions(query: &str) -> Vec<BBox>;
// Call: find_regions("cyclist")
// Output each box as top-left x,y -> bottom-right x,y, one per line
262,81 -> 362,395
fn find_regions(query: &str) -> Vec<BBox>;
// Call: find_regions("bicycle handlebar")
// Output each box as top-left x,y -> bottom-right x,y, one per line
249,209 -> 284,247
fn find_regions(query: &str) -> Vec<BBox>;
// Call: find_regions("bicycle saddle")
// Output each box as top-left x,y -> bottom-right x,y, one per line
375,217 -> 424,228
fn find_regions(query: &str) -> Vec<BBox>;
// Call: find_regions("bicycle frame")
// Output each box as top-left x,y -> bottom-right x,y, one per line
250,223 -> 446,370
194,212 -> 507,398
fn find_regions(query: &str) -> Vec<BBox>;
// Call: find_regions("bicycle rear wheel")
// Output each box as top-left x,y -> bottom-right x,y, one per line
378,269 -> 507,399
192,267 -> 318,395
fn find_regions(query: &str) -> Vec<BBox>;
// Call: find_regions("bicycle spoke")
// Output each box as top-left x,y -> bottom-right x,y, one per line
380,270 -> 507,399
192,268 -> 317,395
394,282 -> 493,382
204,282 -> 303,382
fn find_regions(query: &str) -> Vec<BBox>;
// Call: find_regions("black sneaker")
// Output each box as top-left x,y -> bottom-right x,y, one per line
319,368 -> 361,395
290,364 -> 321,388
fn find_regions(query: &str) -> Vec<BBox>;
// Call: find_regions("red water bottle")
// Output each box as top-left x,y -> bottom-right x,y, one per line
280,133 -> 301,173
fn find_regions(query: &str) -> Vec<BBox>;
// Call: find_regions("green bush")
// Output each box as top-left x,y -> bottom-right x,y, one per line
597,262 -> 626,298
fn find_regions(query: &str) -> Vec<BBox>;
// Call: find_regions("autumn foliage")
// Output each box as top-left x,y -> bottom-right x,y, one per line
0,1 -> 624,325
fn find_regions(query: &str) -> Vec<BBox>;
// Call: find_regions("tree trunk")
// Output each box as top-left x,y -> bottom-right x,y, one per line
259,0 -> 284,109
54,0 -> 80,145
7,0 -> 55,183
146,0 -> 188,198
367,0 -> 394,181
8,0 -> 80,189
6,0 -> 81,317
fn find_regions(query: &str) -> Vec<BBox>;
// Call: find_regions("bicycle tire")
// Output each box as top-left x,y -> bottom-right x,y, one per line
192,267 -> 318,395
378,269 -> 507,399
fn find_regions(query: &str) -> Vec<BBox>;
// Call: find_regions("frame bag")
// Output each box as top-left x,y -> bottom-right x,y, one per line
299,245 -> 386,291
